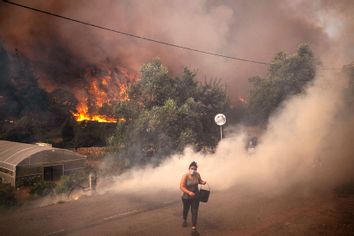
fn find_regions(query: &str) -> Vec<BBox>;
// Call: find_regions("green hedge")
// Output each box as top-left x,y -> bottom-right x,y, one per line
29,181 -> 56,196
55,173 -> 87,194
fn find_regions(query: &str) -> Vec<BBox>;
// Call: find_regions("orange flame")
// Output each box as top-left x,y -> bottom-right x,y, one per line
72,103 -> 118,123
72,66 -> 134,123
238,96 -> 247,104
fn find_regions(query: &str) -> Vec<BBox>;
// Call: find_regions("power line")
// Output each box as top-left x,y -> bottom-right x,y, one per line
2,0 -> 346,71
318,67 -> 343,71
3,0 -> 269,65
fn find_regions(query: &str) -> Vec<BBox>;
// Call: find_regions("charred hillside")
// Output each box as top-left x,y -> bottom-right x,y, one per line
0,44 -> 129,147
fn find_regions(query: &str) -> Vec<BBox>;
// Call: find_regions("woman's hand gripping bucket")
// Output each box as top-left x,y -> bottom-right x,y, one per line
199,183 -> 210,203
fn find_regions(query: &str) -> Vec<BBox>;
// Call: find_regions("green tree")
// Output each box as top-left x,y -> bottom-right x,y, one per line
132,59 -> 173,108
109,59 -> 229,166
247,44 -> 317,124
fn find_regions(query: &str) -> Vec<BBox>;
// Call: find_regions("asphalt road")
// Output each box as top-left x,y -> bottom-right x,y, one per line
0,186 -> 353,236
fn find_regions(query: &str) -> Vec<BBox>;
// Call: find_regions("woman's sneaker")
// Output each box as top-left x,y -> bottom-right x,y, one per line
191,227 -> 199,236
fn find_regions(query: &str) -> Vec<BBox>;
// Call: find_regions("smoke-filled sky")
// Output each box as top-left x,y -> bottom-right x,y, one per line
0,0 -> 353,100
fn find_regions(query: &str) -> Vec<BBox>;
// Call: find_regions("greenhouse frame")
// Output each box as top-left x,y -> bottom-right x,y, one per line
0,140 -> 86,187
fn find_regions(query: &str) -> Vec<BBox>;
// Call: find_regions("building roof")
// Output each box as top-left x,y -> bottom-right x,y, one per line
0,140 -> 85,171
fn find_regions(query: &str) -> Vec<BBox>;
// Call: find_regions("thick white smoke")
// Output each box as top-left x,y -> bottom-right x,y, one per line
99,70 -> 354,196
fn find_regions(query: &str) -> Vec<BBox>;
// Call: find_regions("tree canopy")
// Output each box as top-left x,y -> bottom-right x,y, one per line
109,59 -> 229,165
247,44 -> 317,125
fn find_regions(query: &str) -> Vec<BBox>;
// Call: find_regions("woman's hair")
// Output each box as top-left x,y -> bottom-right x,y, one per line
189,161 -> 198,169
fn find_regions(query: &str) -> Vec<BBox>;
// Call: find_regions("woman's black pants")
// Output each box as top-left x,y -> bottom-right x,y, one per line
182,197 -> 200,226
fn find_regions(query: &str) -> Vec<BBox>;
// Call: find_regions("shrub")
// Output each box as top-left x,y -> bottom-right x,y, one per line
0,182 -> 17,207
55,173 -> 87,194
29,181 -> 56,196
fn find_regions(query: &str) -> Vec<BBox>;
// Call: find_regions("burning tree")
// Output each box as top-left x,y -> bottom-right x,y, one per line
72,64 -> 134,123
0,44 -> 134,147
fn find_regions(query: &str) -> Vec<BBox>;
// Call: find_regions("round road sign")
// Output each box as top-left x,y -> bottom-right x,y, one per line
214,113 -> 226,126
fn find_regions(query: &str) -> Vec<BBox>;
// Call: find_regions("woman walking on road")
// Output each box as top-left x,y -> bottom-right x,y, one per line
180,161 -> 207,234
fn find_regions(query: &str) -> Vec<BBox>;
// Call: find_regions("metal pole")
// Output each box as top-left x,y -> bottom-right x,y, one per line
89,174 -> 92,191
220,125 -> 223,140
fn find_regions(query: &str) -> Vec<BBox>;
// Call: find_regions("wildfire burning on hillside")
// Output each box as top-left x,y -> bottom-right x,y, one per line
72,65 -> 135,123
73,103 -> 117,123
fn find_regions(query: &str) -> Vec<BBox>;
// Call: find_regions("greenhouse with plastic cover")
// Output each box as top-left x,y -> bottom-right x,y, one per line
0,140 -> 86,187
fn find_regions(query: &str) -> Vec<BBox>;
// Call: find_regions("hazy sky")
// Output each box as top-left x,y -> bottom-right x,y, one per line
0,0 -> 353,100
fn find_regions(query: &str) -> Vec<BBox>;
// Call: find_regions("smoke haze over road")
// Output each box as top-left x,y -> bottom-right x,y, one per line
102,69 -> 353,196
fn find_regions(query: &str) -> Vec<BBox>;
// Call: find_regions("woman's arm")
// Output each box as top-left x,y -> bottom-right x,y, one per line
180,174 -> 194,196
198,173 -> 207,185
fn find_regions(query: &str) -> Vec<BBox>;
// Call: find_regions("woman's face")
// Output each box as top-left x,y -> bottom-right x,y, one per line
189,166 -> 197,175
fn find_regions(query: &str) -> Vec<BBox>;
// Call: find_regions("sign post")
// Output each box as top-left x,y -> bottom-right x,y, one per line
214,113 -> 226,140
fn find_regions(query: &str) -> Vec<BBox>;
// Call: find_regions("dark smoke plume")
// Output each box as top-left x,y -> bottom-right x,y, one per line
1,0 -> 352,99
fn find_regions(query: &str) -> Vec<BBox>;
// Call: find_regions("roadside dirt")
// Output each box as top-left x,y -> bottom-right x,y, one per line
0,185 -> 353,235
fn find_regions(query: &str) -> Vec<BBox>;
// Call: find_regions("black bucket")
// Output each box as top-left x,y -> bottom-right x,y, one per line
199,184 -> 210,203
